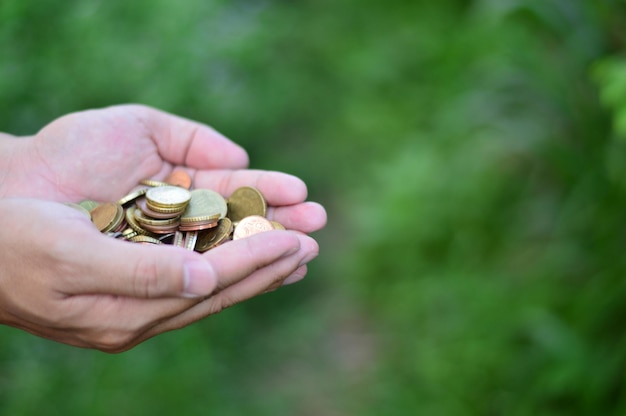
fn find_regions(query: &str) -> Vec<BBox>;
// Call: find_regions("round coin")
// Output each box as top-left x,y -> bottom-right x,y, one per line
195,218 -> 232,252
181,189 -> 227,223
184,231 -> 199,251
227,186 -> 267,223
271,221 -> 286,230
146,186 -> 191,208
140,222 -> 181,234
134,209 -> 181,227
125,206 -> 158,237
78,199 -> 100,212
172,231 -> 185,247
121,228 -> 139,240
140,179 -> 170,187
91,202 -> 123,232
165,170 -> 192,189
178,219 -> 219,232
118,186 -> 148,206
129,235 -> 162,245
137,198 -> 184,219
232,215 -> 274,240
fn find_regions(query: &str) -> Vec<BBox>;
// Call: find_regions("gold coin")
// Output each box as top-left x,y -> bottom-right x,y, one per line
271,221 -> 286,230
141,222 -> 181,234
121,228 -> 139,240
181,189 -> 227,223
134,209 -> 181,227
108,205 -> 126,233
91,202 -> 123,232
140,179 -> 170,187
125,206 -> 157,237
233,215 -> 274,240
146,186 -> 191,208
227,186 -> 267,223
137,198 -> 185,219
118,186 -> 148,206
65,202 -> 92,219
184,231 -> 199,251
195,218 -> 232,252
145,202 -> 187,216
173,231 -> 185,248
129,235 -> 162,245
78,199 -> 100,212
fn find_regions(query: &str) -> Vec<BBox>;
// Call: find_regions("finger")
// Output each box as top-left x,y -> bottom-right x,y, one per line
125,104 -> 249,170
93,232 -> 316,351
63,229 -> 303,299
263,264 -> 308,293
193,169 -> 308,206
53,295 -> 199,352
200,230 -> 316,291
132,241 -> 315,345
267,202 -> 328,233
0,132 -> 16,140
282,265 -> 308,286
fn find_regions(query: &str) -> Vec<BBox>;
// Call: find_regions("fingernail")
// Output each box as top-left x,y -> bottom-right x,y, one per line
183,259 -> 215,298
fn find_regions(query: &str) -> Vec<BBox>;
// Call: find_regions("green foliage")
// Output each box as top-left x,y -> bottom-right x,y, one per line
1,0 -> 626,414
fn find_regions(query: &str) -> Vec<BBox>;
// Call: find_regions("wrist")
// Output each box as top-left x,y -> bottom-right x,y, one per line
0,133 -> 33,198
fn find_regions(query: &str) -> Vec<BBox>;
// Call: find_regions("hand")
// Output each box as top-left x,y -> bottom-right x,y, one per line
0,105 -> 326,352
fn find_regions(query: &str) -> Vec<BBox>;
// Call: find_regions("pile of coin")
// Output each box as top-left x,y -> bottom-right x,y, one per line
71,170 -> 284,252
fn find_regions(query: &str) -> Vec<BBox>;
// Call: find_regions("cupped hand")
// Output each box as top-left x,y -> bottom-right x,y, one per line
1,104 -> 249,201
0,105 -> 327,352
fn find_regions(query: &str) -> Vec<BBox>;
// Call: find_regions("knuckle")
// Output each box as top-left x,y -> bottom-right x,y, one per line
131,255 -> 170,298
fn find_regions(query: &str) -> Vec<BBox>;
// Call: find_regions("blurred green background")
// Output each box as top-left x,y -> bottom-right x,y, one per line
2,0 -> 626,414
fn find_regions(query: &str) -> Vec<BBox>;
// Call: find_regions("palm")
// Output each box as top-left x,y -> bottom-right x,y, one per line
31,107 -> 166,202
6,104 -> 323,234
8,105 -> 249,203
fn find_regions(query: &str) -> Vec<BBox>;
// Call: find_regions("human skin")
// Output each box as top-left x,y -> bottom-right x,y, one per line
0,104 -> 326,352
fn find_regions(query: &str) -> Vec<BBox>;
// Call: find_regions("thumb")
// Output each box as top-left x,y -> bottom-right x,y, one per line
64,231 -> 302,299
65,236 -> 215,298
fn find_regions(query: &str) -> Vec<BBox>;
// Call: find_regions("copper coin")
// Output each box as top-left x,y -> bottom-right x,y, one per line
178,219 -> 219,232
137,198 -> 184,219
112,218 -> 128,233
134,208 -> 181,227
140,222 -> 181,234
165,170 -> 192,190
232,215 -> 274,240
125,206 -> 158,237
91,202 -> 123,232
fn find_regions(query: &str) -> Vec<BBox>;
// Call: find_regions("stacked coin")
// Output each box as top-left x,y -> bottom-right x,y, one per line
70,170 -> 287,252
90,202 -> 126,234
179,189 -> 226,231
